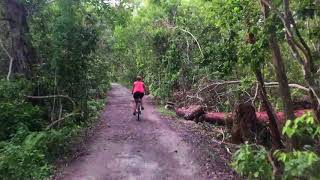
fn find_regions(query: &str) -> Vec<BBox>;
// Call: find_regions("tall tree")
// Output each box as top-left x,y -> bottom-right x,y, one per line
3,0 -> 37,78
260,0 -> 295,121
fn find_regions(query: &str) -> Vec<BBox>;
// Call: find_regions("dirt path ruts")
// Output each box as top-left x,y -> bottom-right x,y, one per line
54,83 -> 237,180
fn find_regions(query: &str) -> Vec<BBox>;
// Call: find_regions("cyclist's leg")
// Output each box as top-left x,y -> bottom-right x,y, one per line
133,93 -> 138,115
133,102 -> 137,115
140,93 -> 145,110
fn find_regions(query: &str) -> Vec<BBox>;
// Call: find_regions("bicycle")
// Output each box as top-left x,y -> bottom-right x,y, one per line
135,98 -> 142,121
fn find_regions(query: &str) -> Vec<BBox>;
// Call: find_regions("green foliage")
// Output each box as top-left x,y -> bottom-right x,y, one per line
0,0 -> 112,178
0,102 -> 43,140
28,0 -> 111,118
232,113 -> 320,179
275,150 -> 320,180
111,0 -> 245,100
88,98 -> 106,116
0,79 -> 31,100
0,125 -> 82,179
232,143 -> 320,180
0,140 -> 52,180
282,112 -> 320,139
0,80 -> 44,141
0,95 -> 105,179
231,143 -> 272,179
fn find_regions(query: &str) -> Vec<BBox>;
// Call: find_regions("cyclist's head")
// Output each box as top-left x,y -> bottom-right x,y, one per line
136,76 -> 142,81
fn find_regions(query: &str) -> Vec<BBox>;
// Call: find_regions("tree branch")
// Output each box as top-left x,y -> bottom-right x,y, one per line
252,83 -> 259,104
25,95 -> 76,110
197,80 -> 241,94
286,36 -> 305,66
177,28 -> 204,58
197,80 -> 309,94
46,113 -> 78,130
265,82 -> 309,92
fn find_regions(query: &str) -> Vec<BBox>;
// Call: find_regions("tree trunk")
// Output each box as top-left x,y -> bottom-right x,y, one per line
261,0 -> 295,121
255,69 -> 283,149
3,0 -> 36,78
268,36 -> 295,120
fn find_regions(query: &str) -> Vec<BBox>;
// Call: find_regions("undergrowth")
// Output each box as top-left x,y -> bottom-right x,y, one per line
232,113 -> 320,180
0,79 -> 108,179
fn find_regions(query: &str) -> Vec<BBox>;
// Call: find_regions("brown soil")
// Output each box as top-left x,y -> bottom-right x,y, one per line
54,83 -> 238,180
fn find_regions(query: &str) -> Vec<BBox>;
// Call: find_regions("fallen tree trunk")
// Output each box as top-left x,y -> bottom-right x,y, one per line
175,105 -> 204,120
255,110 -> 308,124
202,112 -> 232,125
203,109 -> 310,125
175,106 -> 310,125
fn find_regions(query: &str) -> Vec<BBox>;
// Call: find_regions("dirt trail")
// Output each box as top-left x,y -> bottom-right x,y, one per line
55,83 -> 237,180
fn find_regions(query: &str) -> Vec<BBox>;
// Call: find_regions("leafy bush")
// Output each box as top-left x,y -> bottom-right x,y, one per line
0,80 -> 44,141
276,114 -> 320,179
88,99 -> 105,114
282,112 -> 320,139
0,139 -> 52,180
0,124 -> 83,179
231,143 -> 273,179
0,89 -> 107,178
0,102 -> 44,141
0,79 -> 31,100
275,150 -> 320,180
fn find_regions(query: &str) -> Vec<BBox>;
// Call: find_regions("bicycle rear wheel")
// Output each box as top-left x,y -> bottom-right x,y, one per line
136,100 -> 142,121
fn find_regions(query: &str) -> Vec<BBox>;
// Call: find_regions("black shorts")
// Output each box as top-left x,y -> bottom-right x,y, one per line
133,92 -> 144,100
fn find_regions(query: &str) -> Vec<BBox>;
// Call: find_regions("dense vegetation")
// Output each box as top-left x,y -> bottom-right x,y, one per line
0,0 -> 319,179
0,0 -> 112,178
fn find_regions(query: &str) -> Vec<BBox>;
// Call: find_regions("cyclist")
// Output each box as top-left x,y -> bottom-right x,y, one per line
132,76 -> 146,115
